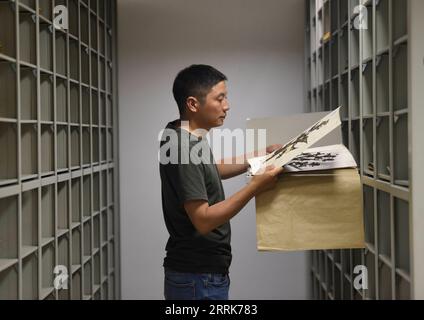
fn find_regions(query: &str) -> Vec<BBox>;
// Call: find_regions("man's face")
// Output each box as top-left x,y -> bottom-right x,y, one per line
197,81 -> 229,130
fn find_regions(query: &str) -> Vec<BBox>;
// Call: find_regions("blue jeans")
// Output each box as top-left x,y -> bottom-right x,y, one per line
164,269 -> 230,300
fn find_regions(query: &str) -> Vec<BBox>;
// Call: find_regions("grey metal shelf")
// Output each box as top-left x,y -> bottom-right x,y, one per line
306,0 -> 411,300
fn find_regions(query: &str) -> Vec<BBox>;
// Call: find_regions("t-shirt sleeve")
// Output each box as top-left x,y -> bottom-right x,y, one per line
171,163 -> 208,204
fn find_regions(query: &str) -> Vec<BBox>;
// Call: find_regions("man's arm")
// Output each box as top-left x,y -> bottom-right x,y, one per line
216,144 -> 282,180
184,166 -> 283,235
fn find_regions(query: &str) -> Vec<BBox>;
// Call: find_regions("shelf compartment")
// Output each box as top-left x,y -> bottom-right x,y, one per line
56,78 -> 67,122
378,261 -> 392,300
350,68 -> 360,118
99,59 -> 104,92
324,83 -> 330,111
342,249 -> 351,276
72,270 -> 81,300
377,190 -> 391,258
39,23 -> 52,71
81,46 -> 89,85
101,128 -> 107,162
339,26 -> 348,72
376,116 -> 390,179
83,175 -> 91,217
107,208 -> 115,239
38,0 -> 52,20
20,67 -> 37,120
22,253 -> 38,299
393,0 -> 407,41
364,250 -> 376,299
90,13 -> 98,51
100,93 -> 106,125
0,2 -> 16,58
394,198 -> 409,273
99,22 -> 105,56
55,32 -> 67,76
58,234 -> 70,300
41,243 -> 55,295
0,123 -> 18,183
41,184 -> 55,238
71,127 -> 80,168
20,0 -> 35,9
107,94 -> 113,127
83,127 -> 91,165
393,44 -> 408,111
376,0 -> 389,52
92,91 -> 99,125
324,44 -> 330,81
82,87 -> 90,124
106,63 -> 112,93
0,195 -> 18,260
109,240 -> 114,271
350,120 -> 360,167
84,261 -> 92,296
396,274 -> 410,300
71,178 -> 81,223
362,118 -> 373,176
41,124 -> 54,173
83,221 -> 91,256
102,281 -> 108,299
330,0 -> 338,32
94,252 -> 100,285
0,263 -> 18,299
339,0 -> 348,24
80,4 -> 89,45
91,52 -> 98,88
362,61 -> 373,116
72,227 -> 81,265
93,128 -> 99,163
376,53 -> 389,113
107,129 -> 113,161
40,73 -> 53,121
21,123 -> 37,177
331,37 -> 338,77
102,246 -> 108,277
350,27 -> 359,68
340,73 -> 348,118
108,169 -> 114,205
341,120 -> 349,148
363,185 -> 374,246
93,214 -> 100,249
19,11 -> 36,64
362,4 -> 373,61
70,38 -> 79,81
101,170 -> 107,209
334,264 -> 341,299
101,211 -> 107,244
58,181 -> 69,229
0,62 -> 17,119
109,273 -> 114,300
69,0 -> 78,37
22,189 -> 38,247
393,113 -> 408,185
57,125 -> 68,170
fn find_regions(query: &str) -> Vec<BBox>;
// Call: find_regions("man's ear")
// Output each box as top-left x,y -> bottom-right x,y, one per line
186,96 -> 200,114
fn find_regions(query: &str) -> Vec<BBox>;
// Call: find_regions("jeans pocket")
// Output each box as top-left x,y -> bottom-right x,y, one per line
209,273 -> 230,287
164,274 -> 195,300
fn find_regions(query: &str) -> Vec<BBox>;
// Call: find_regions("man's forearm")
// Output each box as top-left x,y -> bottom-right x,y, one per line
217,148 -> 270,179
199,182 -> 258,234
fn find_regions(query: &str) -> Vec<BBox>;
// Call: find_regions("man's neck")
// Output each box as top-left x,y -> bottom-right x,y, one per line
178,118 -> 209,138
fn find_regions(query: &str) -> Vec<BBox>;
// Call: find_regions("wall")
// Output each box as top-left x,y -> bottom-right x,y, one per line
117,0 -> 307,299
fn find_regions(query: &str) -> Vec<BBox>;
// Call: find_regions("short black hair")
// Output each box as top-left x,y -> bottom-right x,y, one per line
172,64 -> 227,116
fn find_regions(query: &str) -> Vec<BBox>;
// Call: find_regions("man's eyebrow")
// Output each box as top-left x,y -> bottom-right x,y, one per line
217,92 -> 227,98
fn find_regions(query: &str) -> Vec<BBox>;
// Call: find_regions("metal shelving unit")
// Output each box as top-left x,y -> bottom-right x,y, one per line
0,0 -> 119,300
305,0 -> 412,300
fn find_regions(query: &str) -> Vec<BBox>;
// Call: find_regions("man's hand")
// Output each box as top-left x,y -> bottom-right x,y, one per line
250,165 -> 284,195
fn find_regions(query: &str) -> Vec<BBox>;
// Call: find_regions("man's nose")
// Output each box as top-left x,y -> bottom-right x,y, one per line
223,102 -> 230,112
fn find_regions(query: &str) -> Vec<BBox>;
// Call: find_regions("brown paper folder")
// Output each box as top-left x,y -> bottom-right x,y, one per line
256,168 -> 365,251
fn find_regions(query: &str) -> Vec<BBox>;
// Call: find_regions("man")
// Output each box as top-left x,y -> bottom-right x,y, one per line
159,65 -> 283,300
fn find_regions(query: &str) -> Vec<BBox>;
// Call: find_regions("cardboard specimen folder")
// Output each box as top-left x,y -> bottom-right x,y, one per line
247,110 -> 365,251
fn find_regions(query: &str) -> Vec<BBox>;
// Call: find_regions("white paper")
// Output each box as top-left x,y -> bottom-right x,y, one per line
248,107 -> 342,175
284,144 -> 357,172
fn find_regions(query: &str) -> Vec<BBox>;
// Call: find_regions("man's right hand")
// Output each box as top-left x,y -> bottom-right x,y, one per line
250,165 -> 283,196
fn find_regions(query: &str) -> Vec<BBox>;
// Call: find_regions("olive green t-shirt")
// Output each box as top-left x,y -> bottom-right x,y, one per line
159,120 -> 232,273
